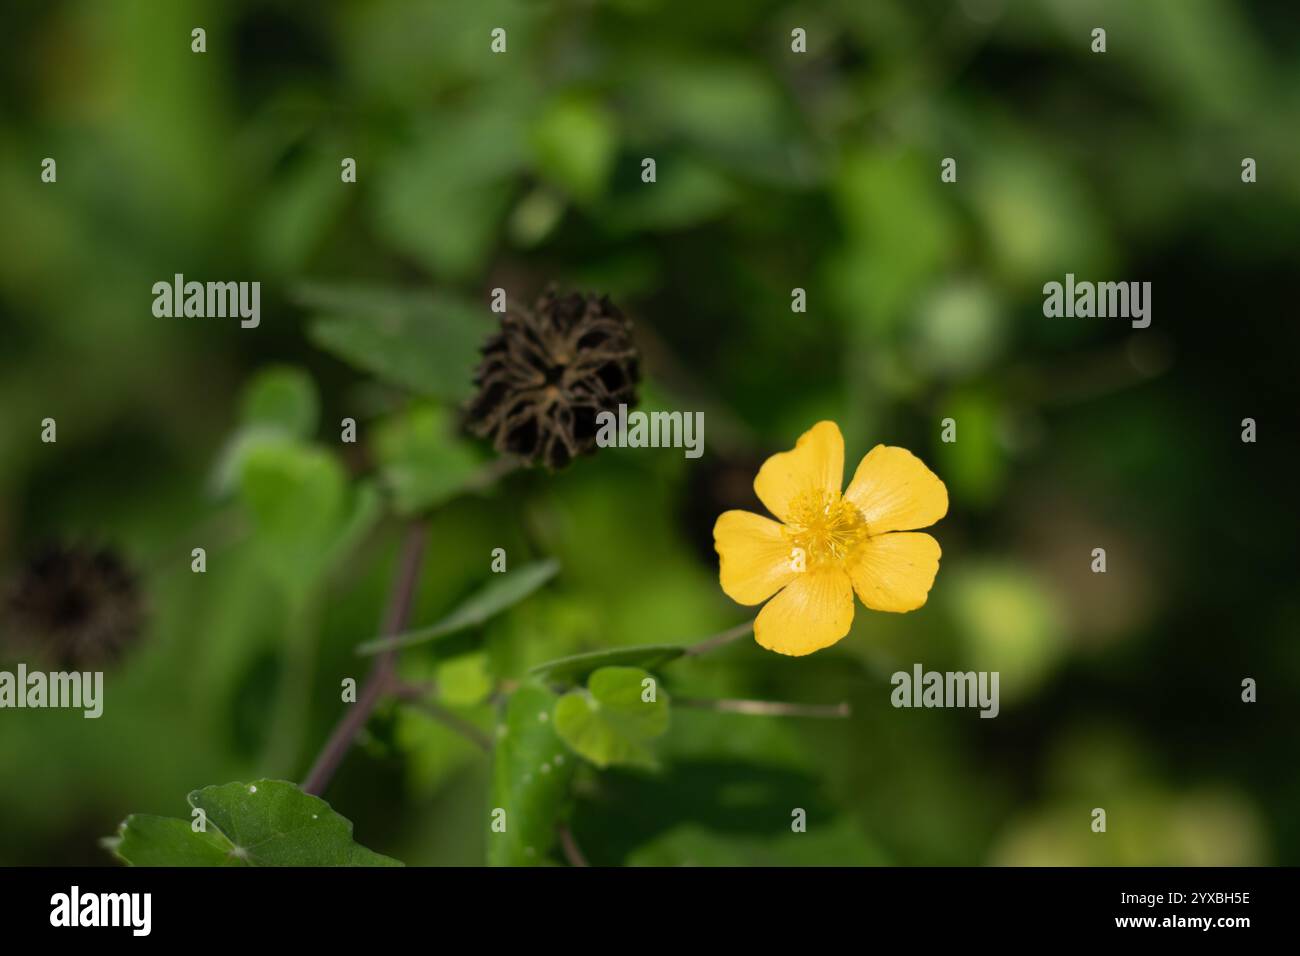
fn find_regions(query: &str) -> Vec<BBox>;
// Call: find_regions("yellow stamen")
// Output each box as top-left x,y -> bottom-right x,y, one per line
785,492 -> 869,570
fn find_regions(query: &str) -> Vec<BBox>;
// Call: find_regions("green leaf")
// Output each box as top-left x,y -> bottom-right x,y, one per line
209,367 -> 321,495
358,559 -> 560,655
107,780 -> 401,867
238,441 -> 348,593
322,478 -> 383,573
240,366 -> 320,439
531,96 -> 617,203
605,157 -> 735,233
373,403 -> 488,516
437,652 -> 493,707
554,666 -> 670,769
489,684 -> 575,866
627,58 -> 786,158
371,108 -> 527,278
209,424 -> 296,498
252,152 -> 348,275
529,644 -> 685,684
297,282 -> 493,402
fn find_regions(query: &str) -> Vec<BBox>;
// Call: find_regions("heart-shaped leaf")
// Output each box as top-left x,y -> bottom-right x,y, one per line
554,666 -> 670,769
106,780 -> 401,867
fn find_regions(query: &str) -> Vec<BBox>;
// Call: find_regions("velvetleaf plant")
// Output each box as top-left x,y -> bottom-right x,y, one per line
101,287 -> 947,867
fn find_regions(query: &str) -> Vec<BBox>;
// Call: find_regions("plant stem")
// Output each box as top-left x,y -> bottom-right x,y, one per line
683,618 -> 755,656
676,697 -> 851,719
391,684 -> 493,752
302,520 -> 428,796
558,823 -> 589,867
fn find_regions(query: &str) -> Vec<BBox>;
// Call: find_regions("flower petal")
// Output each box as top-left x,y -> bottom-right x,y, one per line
753,421 -> 845,524
753,568 -> 854,656
843,445 -> 948,533
713,510 -> 799,606
848,532 -> 942,613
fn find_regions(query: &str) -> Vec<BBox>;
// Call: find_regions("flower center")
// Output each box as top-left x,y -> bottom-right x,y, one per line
785,492 -> 869,570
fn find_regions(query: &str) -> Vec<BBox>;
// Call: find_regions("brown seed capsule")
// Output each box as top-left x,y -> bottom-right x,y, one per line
466,288 -> 640,469
2,544 -> 145,669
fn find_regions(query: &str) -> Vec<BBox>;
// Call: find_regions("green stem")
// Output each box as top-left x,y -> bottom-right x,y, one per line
683,618 -> 756,656
676,697 -> 851,719
264,591 -> 320,776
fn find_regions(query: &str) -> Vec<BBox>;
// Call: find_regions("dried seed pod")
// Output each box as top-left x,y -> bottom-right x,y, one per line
466,288 -> 640,469
2,544 -> 145,669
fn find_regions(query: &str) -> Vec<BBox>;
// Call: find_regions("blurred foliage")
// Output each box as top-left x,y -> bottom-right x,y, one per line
2,0 -> 1298,866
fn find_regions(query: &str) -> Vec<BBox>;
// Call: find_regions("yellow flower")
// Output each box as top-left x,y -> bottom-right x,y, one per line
713,421 -> 948,656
